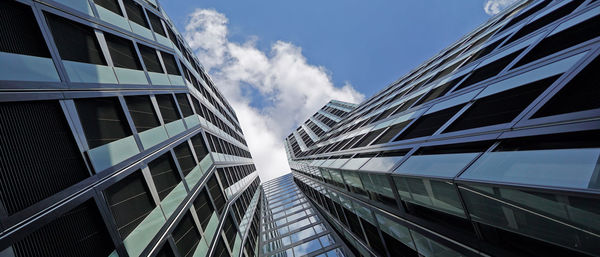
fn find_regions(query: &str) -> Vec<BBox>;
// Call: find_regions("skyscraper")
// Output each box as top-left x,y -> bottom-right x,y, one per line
260,174 -> 350,257
285,0 -> 600,256
0,0 -> 261,256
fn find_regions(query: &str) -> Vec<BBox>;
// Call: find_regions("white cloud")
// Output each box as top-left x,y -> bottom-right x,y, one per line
484,0 -> 519,15
184,9 -> 365,182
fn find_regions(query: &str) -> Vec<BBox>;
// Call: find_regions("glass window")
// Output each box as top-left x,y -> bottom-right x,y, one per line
173,142 -> 196,177
171,213 -> 201,257
394,177 -> 466,218
342,170 -> 367,196
533,53 -> 600,117
104,33 -> 142,70
125,95 -> 160,133
293,237 -> 324,256
290,227 -> 316,243
328,169 -> 346,188
412,231 -> 464,257
460,131 -> 600,190
123,0 -> 148,28
394,104 -> 465,141
459,184 -> 599,256
75,97 -> 132,148
147,11 -> 165,36
45,13 -> 106,65
138,44 -> 164,73
155,94 -> 181,123
94,0 -> 122,15
175,94 -> 194,117
359,149 -> 408,172
514,7 -> 600,68
445,75 -> 558,132
0,1 -> 51,58
160,51 -> 181,75
359,172 -> 396,207
395,150 -> 483,179
504,0 -> 582,46
148,153 -> 181,200
375,214 -> 416,255
104,170 -> 154,239
207,175 -> 225,214
193,189 -> 214,230
10,201 -> 115,257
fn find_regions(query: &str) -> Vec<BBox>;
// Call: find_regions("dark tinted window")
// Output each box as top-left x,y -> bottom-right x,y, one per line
0,1 -> 50,57
191,133 -> 209,160
194,190 -> 214,229
174,142 -> 196,177
445,75 -> 558,132
176,94 -> 194,117
161,51 -> 181,75
504,1 -> 582,46
138,44 -> 163,73
45,13 -> 106,65
123,0 -> 148,28
533,54 -> 600,117
515,13 -> 600,67
497,0 -> 551,33
148,153 -> 181,200
371,120 -> 412,145
104,33 -> 142,70
104,170 -> 155,238
455,49 -> 525,91
155,94 -> 180,123
208,175 -> 226,214
125,95 -> 160,132
395,104 -> 465,141
156,243 -> 176,257
94,0 -> 122,15
147,11 -> 165,36
75,97 -> 132,148
414,75 -> 466,106
172,213 -> 201,257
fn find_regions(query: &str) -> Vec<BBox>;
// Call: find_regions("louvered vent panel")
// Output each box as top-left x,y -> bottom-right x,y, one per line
45,13 -> 106,65
12,200 -> 114,257
104,170 -> 155,239
125,95 -> 160,133
208,175 -> 226,214
0,100 -> 89,215
94,0 -> 123,15
0,1 -> 51,57
172,213 -> 201,257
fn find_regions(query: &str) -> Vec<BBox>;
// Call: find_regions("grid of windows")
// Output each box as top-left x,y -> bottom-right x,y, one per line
0,1 -> 259,257
284,1 -> 600,256
261,174 -> 349,257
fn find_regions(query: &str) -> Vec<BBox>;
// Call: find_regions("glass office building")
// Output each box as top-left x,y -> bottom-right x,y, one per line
286,0 -> 600,256
0,0 -> 261,256
260,174 -> 350,257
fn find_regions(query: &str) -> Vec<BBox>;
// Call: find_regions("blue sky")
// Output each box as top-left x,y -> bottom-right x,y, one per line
164,0 -> 492,98
163,0 -> 509,181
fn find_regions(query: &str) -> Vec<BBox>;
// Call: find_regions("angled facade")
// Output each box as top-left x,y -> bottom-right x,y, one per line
286,100 -> 357,159
0,0 -> 261,257
285,0 -> 600,257
259,174 -> 350,257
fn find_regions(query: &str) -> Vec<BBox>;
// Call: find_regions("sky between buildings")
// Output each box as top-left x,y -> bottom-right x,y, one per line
162,0 -> 517,181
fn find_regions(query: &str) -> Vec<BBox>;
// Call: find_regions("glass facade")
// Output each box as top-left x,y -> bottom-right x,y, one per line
0,0 -> 261,256
261,174 -> 349,257
284,1 -> 600,256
